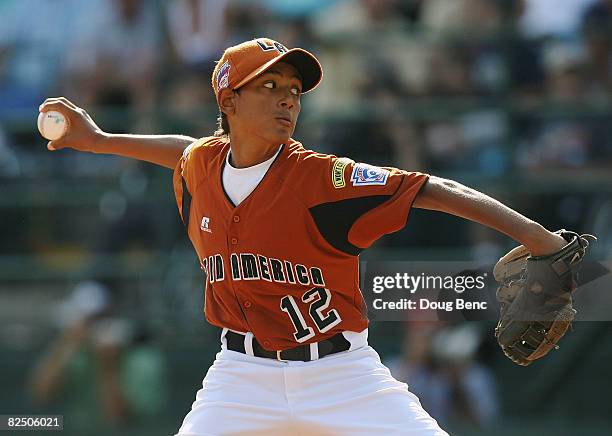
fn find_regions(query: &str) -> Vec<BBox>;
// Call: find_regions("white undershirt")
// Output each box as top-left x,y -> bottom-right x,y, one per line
222,145 -> 282,206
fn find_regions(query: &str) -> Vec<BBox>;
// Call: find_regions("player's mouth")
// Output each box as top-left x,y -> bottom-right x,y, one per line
275,116 -> 293,127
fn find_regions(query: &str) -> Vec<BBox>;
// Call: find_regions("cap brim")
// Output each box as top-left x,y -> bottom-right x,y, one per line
233,48 -> 323,94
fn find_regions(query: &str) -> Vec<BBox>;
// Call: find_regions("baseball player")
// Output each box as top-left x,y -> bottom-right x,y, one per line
40,38 -> 568,435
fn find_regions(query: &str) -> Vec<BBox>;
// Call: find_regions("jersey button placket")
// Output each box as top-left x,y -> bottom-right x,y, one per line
230,215 -> 239,245
243,300 -> 252,309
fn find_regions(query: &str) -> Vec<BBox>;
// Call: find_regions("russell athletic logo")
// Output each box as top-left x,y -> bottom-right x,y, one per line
201,216 -> 212,233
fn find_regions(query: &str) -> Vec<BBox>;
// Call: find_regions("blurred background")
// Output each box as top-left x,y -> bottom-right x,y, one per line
1,0 -> 611,435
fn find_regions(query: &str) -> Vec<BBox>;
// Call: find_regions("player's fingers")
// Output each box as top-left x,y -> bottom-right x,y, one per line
40,97 -> 59,108
39,102 -> 73,119
39,97 -> 79,114
55,97 -> 79,110
40,96 -> 79,109
40,97 -> 66,110
47,136 -> 69,151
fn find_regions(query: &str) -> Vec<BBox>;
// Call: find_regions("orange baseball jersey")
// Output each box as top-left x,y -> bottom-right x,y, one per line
173,136 -> 429,350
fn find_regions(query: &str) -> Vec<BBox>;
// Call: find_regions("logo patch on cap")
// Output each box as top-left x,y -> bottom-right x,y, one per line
350,163 -> 389,186
256,39 -> 288,54
217,60 -> 231,91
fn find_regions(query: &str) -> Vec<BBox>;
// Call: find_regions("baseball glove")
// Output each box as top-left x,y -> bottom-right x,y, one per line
493,230 -> 595,366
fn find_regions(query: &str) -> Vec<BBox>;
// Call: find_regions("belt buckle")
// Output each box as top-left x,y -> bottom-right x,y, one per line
276,350 -> 288,362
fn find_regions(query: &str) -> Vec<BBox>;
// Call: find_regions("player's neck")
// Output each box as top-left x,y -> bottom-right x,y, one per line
228,134 -> 282,169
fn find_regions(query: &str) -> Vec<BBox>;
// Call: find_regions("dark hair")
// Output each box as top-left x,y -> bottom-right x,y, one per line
213,89 -> 240,137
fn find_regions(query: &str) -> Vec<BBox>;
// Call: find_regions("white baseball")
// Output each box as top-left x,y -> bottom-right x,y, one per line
37,110 -> 68,141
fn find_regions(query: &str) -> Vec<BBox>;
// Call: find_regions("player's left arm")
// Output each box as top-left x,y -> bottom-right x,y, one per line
413,176 -> 567,256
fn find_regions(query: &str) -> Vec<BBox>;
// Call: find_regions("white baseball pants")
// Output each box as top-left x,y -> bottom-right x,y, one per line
174,330 -> 448,436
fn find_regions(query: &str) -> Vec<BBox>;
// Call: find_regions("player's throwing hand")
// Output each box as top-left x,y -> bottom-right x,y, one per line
39,97 -> 105,153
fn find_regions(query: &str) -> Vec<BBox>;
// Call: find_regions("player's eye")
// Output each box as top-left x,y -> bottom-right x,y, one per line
291,87 -> 302,96
263,81 -> 275,89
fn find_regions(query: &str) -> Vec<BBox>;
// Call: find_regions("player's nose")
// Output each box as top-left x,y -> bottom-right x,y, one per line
278,97 -> 294,110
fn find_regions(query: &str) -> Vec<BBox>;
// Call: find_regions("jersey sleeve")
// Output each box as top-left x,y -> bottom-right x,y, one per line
303,155 -> 429,255
172,137 -> 208,227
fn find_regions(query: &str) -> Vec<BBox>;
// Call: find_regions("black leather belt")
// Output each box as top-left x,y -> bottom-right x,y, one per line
225,331 -> 351,362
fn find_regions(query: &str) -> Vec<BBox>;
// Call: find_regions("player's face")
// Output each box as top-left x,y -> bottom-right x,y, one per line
234,62 -> 302,144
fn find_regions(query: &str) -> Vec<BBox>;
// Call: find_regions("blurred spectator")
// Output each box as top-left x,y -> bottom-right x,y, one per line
63,0 -> 161,116
581,0 -> 612,98
165,0 -> 229,71
312,0 -> 407,36
423,120 -> 466,171
421,0 -> 502,35
519,0 -> 597,38
28,281 -> 167,434
0,126 -> 20,177
29,281 -> 130,429
162,70 -> 217,135
224,1 -> 274,44
320,118 -> 397,166
504,0 -> 547,97
516,42 -> 595,171
517,120 -> 591,170
309,0 -> 414,109
318,57 -> 408,165
425,43 -> 473,96
543,42 -> 588,102
387,117 -> 425,172
272,17 -> 317,53
386,323 -> 499,431
422,110 -> 508,174
0,0 -> 91,115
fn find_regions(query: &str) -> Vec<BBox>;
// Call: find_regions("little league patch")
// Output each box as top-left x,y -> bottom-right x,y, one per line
350,163 -> 389,186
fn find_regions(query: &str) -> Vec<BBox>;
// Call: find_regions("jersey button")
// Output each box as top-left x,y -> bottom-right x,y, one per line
233,216 -> 240,223
263,340 -> 271,348
243,300 -> 252,309
231,237 -> 238,245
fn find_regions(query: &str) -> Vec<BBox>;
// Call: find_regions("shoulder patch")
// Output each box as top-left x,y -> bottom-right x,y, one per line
332,158 -> 351,188
350,163 -> 389,186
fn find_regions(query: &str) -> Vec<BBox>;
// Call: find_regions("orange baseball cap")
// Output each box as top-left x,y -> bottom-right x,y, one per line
211,38 -> 323,104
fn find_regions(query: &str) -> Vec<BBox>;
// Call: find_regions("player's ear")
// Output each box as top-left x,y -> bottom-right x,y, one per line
219,89 -> 237,116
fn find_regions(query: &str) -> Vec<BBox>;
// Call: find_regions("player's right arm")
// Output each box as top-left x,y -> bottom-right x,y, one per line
39,97 -> 195,169
413,175 -> 566,256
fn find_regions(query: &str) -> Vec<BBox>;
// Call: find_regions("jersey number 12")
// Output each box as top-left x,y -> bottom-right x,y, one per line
280,288 -> 342,343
